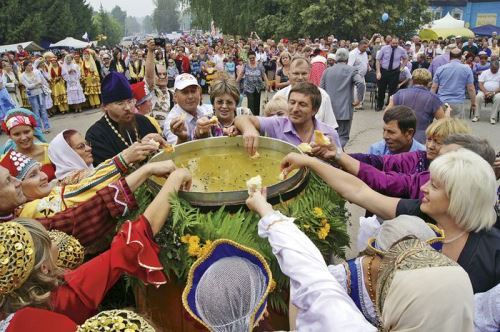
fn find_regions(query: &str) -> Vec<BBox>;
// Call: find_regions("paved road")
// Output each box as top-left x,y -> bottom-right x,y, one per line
1,98 -> 498,259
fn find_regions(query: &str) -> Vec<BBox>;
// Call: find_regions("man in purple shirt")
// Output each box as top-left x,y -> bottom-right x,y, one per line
234,82 -> 341,156
375,37 -> 408,111
428,44 -> 454,77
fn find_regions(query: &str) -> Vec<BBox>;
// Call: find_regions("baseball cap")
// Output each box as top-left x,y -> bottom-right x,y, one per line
405,41 -> 411,46
174,73 -> 200,90
327,53 -> 336,60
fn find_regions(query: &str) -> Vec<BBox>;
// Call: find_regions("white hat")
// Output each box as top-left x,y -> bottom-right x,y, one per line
327,53 -> 336,60
174,73 -> 200,90
405,41 -> 411,46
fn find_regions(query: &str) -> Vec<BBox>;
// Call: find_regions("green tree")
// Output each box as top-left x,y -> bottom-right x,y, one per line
153,0 -> 180,33
111,5 -> 127,27
0,0 -> 95,44
188,0 -> 431,40
143,15 -> 156,34
126,16 -> 142,35
92,4 -> 124,46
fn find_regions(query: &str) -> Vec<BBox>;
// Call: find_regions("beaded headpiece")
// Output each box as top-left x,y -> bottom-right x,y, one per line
77,309 -> 155,332
48,230 -> 85,270
1,114 -> 37,134
0,150 -> 40,180
0,222 -> 35,295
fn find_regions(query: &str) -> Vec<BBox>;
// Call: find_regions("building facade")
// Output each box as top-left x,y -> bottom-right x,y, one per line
429,0 -> 500,27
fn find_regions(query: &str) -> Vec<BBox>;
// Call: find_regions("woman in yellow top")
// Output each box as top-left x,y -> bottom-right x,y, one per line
45,52 -> 69,113
128,51 -> 145,83
81,49 -> 101,108
6,129 -> 160,219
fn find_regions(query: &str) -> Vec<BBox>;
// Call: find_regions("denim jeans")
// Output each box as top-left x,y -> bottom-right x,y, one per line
28,93 -> 50,130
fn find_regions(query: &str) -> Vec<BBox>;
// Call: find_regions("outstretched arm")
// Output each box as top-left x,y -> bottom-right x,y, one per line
246,191 -> 376,332
281,153 -> 399,220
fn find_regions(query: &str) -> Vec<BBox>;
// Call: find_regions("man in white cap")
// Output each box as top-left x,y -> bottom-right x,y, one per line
163,73 -> 212,144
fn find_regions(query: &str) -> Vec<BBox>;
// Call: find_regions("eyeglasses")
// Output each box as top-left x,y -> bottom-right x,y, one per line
113,99 -> 136,107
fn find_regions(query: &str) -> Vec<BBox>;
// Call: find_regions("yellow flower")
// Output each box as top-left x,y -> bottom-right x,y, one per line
198,240 -> 213,257
317,223 -> 331,240
187,243 -> 201,257
313,207 -> 325,218
302,224 -> 311,229
321,218 -> 328,226
188,235 -> 200,246
180,234 -> 191,244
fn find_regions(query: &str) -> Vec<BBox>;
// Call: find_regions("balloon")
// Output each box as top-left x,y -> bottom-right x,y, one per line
382,13 -> 389,22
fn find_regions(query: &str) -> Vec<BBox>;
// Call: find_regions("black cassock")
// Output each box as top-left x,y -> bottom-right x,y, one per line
86,113 -> 159,166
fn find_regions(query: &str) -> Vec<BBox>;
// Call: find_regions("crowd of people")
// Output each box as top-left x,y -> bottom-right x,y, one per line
0,29 -> 499,332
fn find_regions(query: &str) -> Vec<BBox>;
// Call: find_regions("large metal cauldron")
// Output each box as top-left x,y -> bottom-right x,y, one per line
148,136 -> 309,207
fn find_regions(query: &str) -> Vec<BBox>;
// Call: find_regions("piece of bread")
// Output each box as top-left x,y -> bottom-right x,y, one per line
278,170 -> 287,181
163,144 -> 175,154
314,130 -> 331,146
209,115 -> 219,125
297,143 -> 312,153
149,139 -> 160,149
246,175 -> 262,195
178,113 -> 187,121
250,151 -> 260,159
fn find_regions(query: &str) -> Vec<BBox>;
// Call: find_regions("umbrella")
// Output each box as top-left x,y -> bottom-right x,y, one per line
471,25 -> 500,37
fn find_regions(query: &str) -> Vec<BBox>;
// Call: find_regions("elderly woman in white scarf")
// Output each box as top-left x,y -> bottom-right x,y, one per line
62,54 -> 85,113
48,128 -> 160,185
246,190 -> 475,331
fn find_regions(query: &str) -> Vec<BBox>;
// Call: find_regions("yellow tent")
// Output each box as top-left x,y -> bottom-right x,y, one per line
419,28 -> 475,41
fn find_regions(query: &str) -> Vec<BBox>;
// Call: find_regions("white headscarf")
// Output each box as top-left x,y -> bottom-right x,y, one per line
48,129 -> 93,180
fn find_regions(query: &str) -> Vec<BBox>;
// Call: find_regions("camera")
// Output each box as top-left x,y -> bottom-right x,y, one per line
154,38 -> 166,47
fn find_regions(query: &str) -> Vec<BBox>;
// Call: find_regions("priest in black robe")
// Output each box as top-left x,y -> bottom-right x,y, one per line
86,72 -> 165,166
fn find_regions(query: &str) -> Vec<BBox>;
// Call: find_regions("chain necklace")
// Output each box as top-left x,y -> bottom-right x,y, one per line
366,255 -> 377,304
104,114 -> 139,146
443,231 -> 466,244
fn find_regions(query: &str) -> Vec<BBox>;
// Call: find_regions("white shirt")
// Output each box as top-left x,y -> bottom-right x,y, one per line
478,69 -> 500,92
348,48 -> 369,77
258,211 -> 377,332
213,54 -> 225,71
256,51 -> 268,63
162,104 -> 213,145
273,85 -> 339,129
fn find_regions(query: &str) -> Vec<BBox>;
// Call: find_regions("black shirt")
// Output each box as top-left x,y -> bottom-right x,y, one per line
396,199 -> 500,293
86,114 -> 159,166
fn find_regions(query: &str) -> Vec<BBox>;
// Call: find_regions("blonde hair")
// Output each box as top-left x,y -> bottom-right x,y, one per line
412,68 -> 432,86
264,95 -> 288,117
429,149 -> 497,232
0,219 -> 64,314
209,77 -> 240,105
425,118 -> 470,141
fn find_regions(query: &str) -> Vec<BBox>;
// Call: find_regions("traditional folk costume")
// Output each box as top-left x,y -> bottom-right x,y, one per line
16,67 -> 31,109
45,53 -> 69,113
0,308 -> 154,332
62,60 -> 85,107
258,210 -> 474,331
128,59 -> 145,84
2,149 -> 130,220
183,239 -> 272,331
0,216 -> 166,328
86,72 -> 160,166
0,108 -> 47,154
34,60 -> 54,110
2,70 -> 22,107
0,114 -> 55,181
81,50 -> 101,107
328,215 -> 445,327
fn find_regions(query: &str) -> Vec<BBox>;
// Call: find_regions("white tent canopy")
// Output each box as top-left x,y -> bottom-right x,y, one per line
49,37 -> 90,49
0,41 -> 44,53
431,13 -> 465,29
